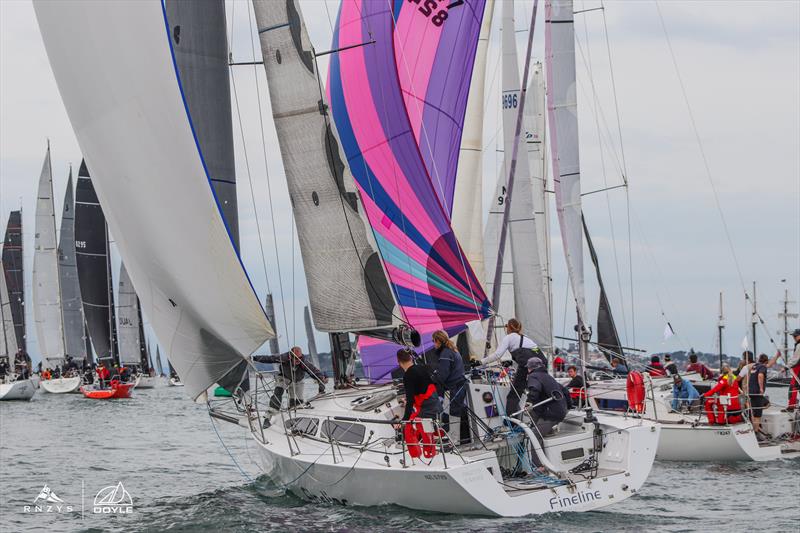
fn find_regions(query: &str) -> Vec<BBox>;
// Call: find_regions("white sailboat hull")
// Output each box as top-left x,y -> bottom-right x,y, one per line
135,375 -> 160,389
244,383 -> 659,517
0,379 -> 37,401
168,378 -> 184,387
39,376 -> 82,394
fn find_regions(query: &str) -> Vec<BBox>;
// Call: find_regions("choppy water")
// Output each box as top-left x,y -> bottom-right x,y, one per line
1,385 -> 798,532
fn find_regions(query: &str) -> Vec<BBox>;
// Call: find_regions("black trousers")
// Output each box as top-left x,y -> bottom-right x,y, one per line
506,366 -> 528,417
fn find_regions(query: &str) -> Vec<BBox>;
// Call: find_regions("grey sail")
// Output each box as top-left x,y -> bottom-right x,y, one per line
155,345 -> 164,377
304,305 -> 319,368
164,0 -> 238,248
252,0 -> 398,332
2,210 -> 25,352
582,216 -> 623,360
33,145 -> 67,366
58,169 -> 87,361
0,260 -> 19,357
264,293 -> 280,354
116,262 -> 141,366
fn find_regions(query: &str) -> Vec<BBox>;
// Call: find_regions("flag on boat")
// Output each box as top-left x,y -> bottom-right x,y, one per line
663,322 -> 675,341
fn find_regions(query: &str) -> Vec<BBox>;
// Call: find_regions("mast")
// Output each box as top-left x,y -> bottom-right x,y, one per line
778,283 -> 797,362
718,291 -> 724,369
751,281 -> 757,356
483,0 -> 541,356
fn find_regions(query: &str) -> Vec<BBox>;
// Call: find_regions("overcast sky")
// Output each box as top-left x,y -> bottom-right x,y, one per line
1,0 -> 798,366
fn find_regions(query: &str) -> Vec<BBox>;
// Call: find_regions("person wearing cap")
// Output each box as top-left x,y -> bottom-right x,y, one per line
525,357 -> 569,467
671,373 -> 701,412
664,354 -> 679,376
702,364 -> 743,424
648,355 -> 667,377
784,328 -> 800,411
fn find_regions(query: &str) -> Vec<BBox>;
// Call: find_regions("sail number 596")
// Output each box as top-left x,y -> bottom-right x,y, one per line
408,0 -> 464,27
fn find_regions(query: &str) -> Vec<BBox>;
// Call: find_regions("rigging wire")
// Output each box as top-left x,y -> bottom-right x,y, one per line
227,0 -> 271,298
244,1 -> 292,342
654,0 -> 781,354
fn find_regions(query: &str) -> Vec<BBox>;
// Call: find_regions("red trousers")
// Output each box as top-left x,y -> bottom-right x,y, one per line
789,365 -> 800,408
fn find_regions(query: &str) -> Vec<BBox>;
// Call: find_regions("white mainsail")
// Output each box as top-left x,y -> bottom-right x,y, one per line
0,261 -> 19,357
116,262 -> 141,366
452,0 -> 495,285
32,145 -> 66,366
525,62 -> 553,350
252,0 -> 399,333
545,0 -> 587,327
35,0 -> 274,400
57,169 -> 87,361
500,0 -> 551,349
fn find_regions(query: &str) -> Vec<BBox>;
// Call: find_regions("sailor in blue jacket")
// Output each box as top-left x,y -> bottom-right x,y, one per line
671,374 -> 701,411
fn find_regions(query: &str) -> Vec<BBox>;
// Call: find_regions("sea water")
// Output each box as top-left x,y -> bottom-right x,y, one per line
1,386 -> 797,532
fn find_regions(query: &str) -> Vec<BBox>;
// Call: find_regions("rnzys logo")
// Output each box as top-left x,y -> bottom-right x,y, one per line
93,482 -> 133,514
23,484 -> 74,513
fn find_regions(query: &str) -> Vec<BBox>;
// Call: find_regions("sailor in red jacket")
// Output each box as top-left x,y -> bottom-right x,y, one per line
96,364 -> 110,388
648,355 -> 667,377
702,364 -> 742,424
686,352 -> 715,380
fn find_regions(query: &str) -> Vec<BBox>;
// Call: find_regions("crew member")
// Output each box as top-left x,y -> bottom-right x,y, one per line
702,364 -> 742,424
478,318 -> 546,418
552,351 -> 566,373
610,358 -> 629,376
664,354 -> 678,375
671,374 -> 701,412
565,365 -> 587,407
748,353 -> 769,438
397,349 -> 442,422
430,330 -> 469,445
686,352 -> 715,380
254,347 -> 327,413
648,355 -> 667,377
0,358 -> 8,380
96,364 -> 110,388
525,358 -> 568,468
785,328 -> 800,412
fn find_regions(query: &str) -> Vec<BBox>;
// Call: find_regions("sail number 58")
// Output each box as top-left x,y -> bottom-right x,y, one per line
408,0 -> 464,27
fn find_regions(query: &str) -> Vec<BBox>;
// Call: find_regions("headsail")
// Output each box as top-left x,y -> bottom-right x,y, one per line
0,260 -> 19,357
252,0 -> 397,332
304,305 -> 320,368
74,161 -> 113,362
35,0 -> 274,399
117,262 -> 142,366
452,0 -> 495,287
394,0 -> 488,210
58,169 -> 87,361
545,0 -> 587,327
33,145 -> 67,366
163,0 -> 238,248
1,210 -> 25,352
500,2 -> 550,349
329,0 -> 491,376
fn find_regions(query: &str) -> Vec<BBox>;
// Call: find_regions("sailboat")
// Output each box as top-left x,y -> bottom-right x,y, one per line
73,161 -> 132,399
117,262 -> 157,388
36,0 -> 659,515
1,259 -> 36,401
32,146 -> 81,394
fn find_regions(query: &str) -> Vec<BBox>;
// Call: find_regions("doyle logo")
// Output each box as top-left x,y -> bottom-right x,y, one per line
93,482 -> 133,514
23,484 -> 74,513
549,490 -> 602,510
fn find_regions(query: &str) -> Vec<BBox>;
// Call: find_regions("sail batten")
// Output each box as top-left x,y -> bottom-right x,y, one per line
35,0 -> 274,400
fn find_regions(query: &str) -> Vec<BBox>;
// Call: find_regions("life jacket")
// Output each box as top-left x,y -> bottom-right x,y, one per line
510,335 -> 546,369
403,384 -> 440,459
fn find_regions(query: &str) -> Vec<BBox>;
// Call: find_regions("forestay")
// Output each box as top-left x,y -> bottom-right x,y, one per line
116,262 -> 141,367
252,0 -> 397,332
329,0 -> 491,377
58,170 -> 87,361
33,145 -> 66,365
35,0 -> 275,400
545,0 -> 587,327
